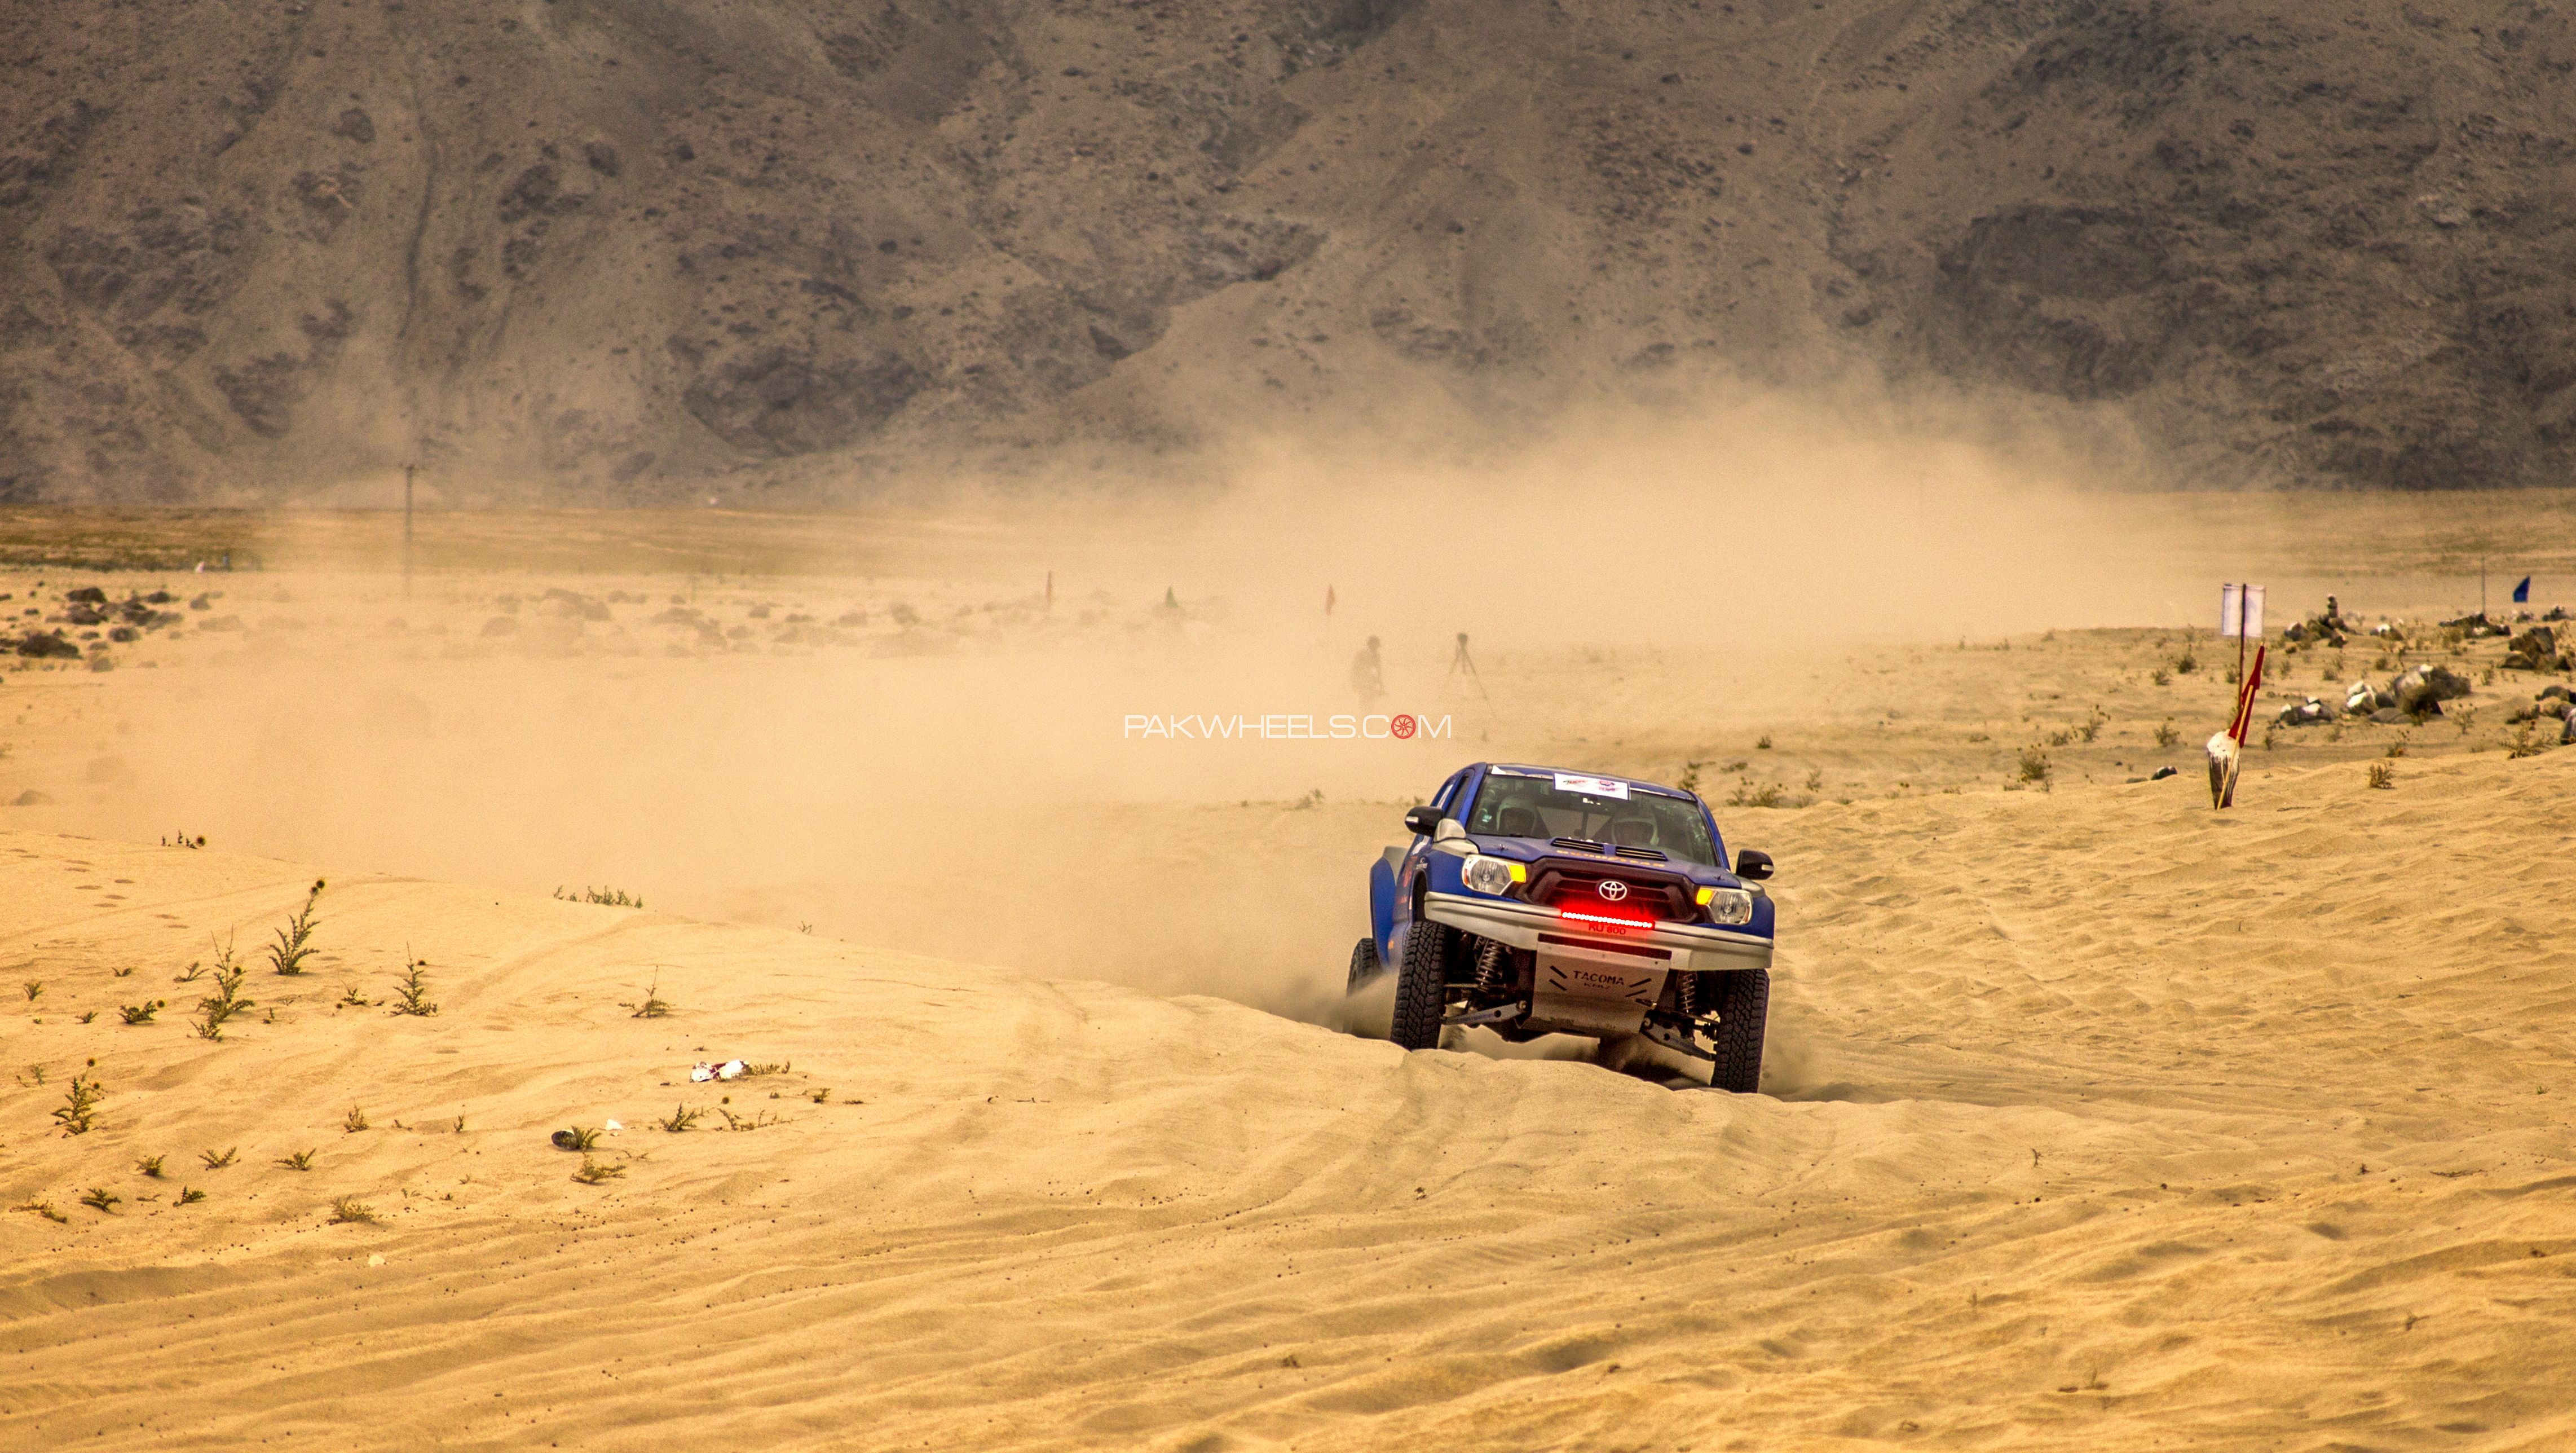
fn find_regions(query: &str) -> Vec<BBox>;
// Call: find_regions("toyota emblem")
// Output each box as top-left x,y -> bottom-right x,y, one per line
1598,879 -> 1629,902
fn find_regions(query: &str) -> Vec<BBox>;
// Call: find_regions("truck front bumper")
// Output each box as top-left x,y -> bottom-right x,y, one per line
1422,891 -> 1773,974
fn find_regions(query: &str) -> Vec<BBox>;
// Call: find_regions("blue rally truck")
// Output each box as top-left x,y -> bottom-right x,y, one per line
1352,763 -> 1776,1091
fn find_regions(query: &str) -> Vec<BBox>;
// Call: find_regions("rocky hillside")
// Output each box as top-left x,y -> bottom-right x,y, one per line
6,0 -> 2576,501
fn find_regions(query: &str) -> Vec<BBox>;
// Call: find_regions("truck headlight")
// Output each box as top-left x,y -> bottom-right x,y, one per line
1463,856 -> 1520,896
1698,886 -> 1753,925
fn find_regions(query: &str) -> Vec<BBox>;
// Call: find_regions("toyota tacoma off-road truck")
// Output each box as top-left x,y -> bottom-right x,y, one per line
1350,763 -> 1776,1091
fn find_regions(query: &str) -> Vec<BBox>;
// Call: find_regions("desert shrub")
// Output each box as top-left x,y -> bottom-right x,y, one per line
1726,778 -> 1785,808
267,880 -> 325,976
389,958 -> 438,1016
2017,746 -> 2052,786
53,1076 -> 102,1135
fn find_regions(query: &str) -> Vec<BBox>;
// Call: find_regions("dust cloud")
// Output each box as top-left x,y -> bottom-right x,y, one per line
63,395 -> 2187,1021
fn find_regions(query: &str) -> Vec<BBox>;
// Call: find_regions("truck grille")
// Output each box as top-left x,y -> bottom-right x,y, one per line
1527,860 -> 1693,919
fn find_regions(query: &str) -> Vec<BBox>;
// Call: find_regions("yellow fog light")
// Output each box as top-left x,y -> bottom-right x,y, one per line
1697,886 -> 1754,925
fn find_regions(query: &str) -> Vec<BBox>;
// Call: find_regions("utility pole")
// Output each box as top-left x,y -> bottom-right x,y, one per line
403,463 -> 416,599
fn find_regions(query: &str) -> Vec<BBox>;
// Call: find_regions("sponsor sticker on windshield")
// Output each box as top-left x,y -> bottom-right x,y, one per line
1554,772 -> 1629,800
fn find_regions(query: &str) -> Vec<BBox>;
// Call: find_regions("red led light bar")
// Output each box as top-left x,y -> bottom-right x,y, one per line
1556,906 -> 1656,935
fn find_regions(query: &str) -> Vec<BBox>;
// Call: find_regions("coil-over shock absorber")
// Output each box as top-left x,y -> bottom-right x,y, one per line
1472,937 -> 1512,997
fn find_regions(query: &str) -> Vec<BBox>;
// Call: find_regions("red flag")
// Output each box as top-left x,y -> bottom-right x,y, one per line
2227,646 -> 2267,744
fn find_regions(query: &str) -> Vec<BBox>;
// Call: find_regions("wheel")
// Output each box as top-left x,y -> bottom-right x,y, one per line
1390,918 -> 1455,1050
1708,968 -> 1768,1093
1346,935 -> 1382,993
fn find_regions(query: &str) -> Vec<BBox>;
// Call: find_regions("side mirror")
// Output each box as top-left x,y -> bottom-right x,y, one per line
1403,805 -> 1445,836
1733,848 -> 1774,881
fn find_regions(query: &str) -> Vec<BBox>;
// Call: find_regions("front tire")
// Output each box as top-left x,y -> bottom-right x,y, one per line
1709,968 -> 1768,1093
1390,919 -> 1455,1050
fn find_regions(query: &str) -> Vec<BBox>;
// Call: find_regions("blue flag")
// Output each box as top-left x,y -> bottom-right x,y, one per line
2514,576 -> 2532,604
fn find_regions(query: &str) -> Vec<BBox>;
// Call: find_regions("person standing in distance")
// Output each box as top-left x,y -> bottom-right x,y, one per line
1351,635 -> 1385,713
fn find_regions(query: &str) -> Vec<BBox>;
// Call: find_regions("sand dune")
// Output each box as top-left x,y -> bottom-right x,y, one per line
7,733 -> 2574,1448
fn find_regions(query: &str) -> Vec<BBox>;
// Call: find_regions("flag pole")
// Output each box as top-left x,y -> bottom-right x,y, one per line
2235,581 -> 2247,687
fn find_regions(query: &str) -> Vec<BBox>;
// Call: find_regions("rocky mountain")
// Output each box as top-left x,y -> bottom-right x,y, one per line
6,0 -> 2576,501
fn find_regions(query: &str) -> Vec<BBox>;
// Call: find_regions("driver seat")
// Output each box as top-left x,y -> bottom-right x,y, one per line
1608,817 -> 1657,848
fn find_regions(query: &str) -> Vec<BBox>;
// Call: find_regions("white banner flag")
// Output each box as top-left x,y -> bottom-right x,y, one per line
2220,584 -> 2266,639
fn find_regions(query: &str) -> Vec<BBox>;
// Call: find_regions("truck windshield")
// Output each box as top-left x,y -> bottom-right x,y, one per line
1465,774 -> 1716,865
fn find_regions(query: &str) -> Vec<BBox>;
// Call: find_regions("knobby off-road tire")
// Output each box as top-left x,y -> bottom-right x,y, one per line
1347,936 -> 1382,994
1709,968 -> 1769,1093
1390,919 -> 1455,1051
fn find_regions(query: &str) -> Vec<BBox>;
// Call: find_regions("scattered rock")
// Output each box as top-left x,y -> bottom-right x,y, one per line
2370,707 -> 2406,725
2507,624 -> 2562,670
64,586 -> 107,604
8,790 -> 53,806
87,654 -> 113,672
14,631 -> 80,658
2277,697 -> 2335,726
108,626 -> 138,642
540,588 -> 610,621
2390,663 -> 2472,716
188,594 -> 212,610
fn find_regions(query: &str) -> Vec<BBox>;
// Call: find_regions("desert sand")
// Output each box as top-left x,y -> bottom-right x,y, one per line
6,488 -> 2576,1449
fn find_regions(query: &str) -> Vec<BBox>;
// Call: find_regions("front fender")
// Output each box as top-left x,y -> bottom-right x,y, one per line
1369,847 -> 1402,964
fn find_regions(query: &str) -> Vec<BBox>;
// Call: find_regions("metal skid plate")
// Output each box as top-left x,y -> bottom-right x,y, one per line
1528,948 -> 1666,1038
